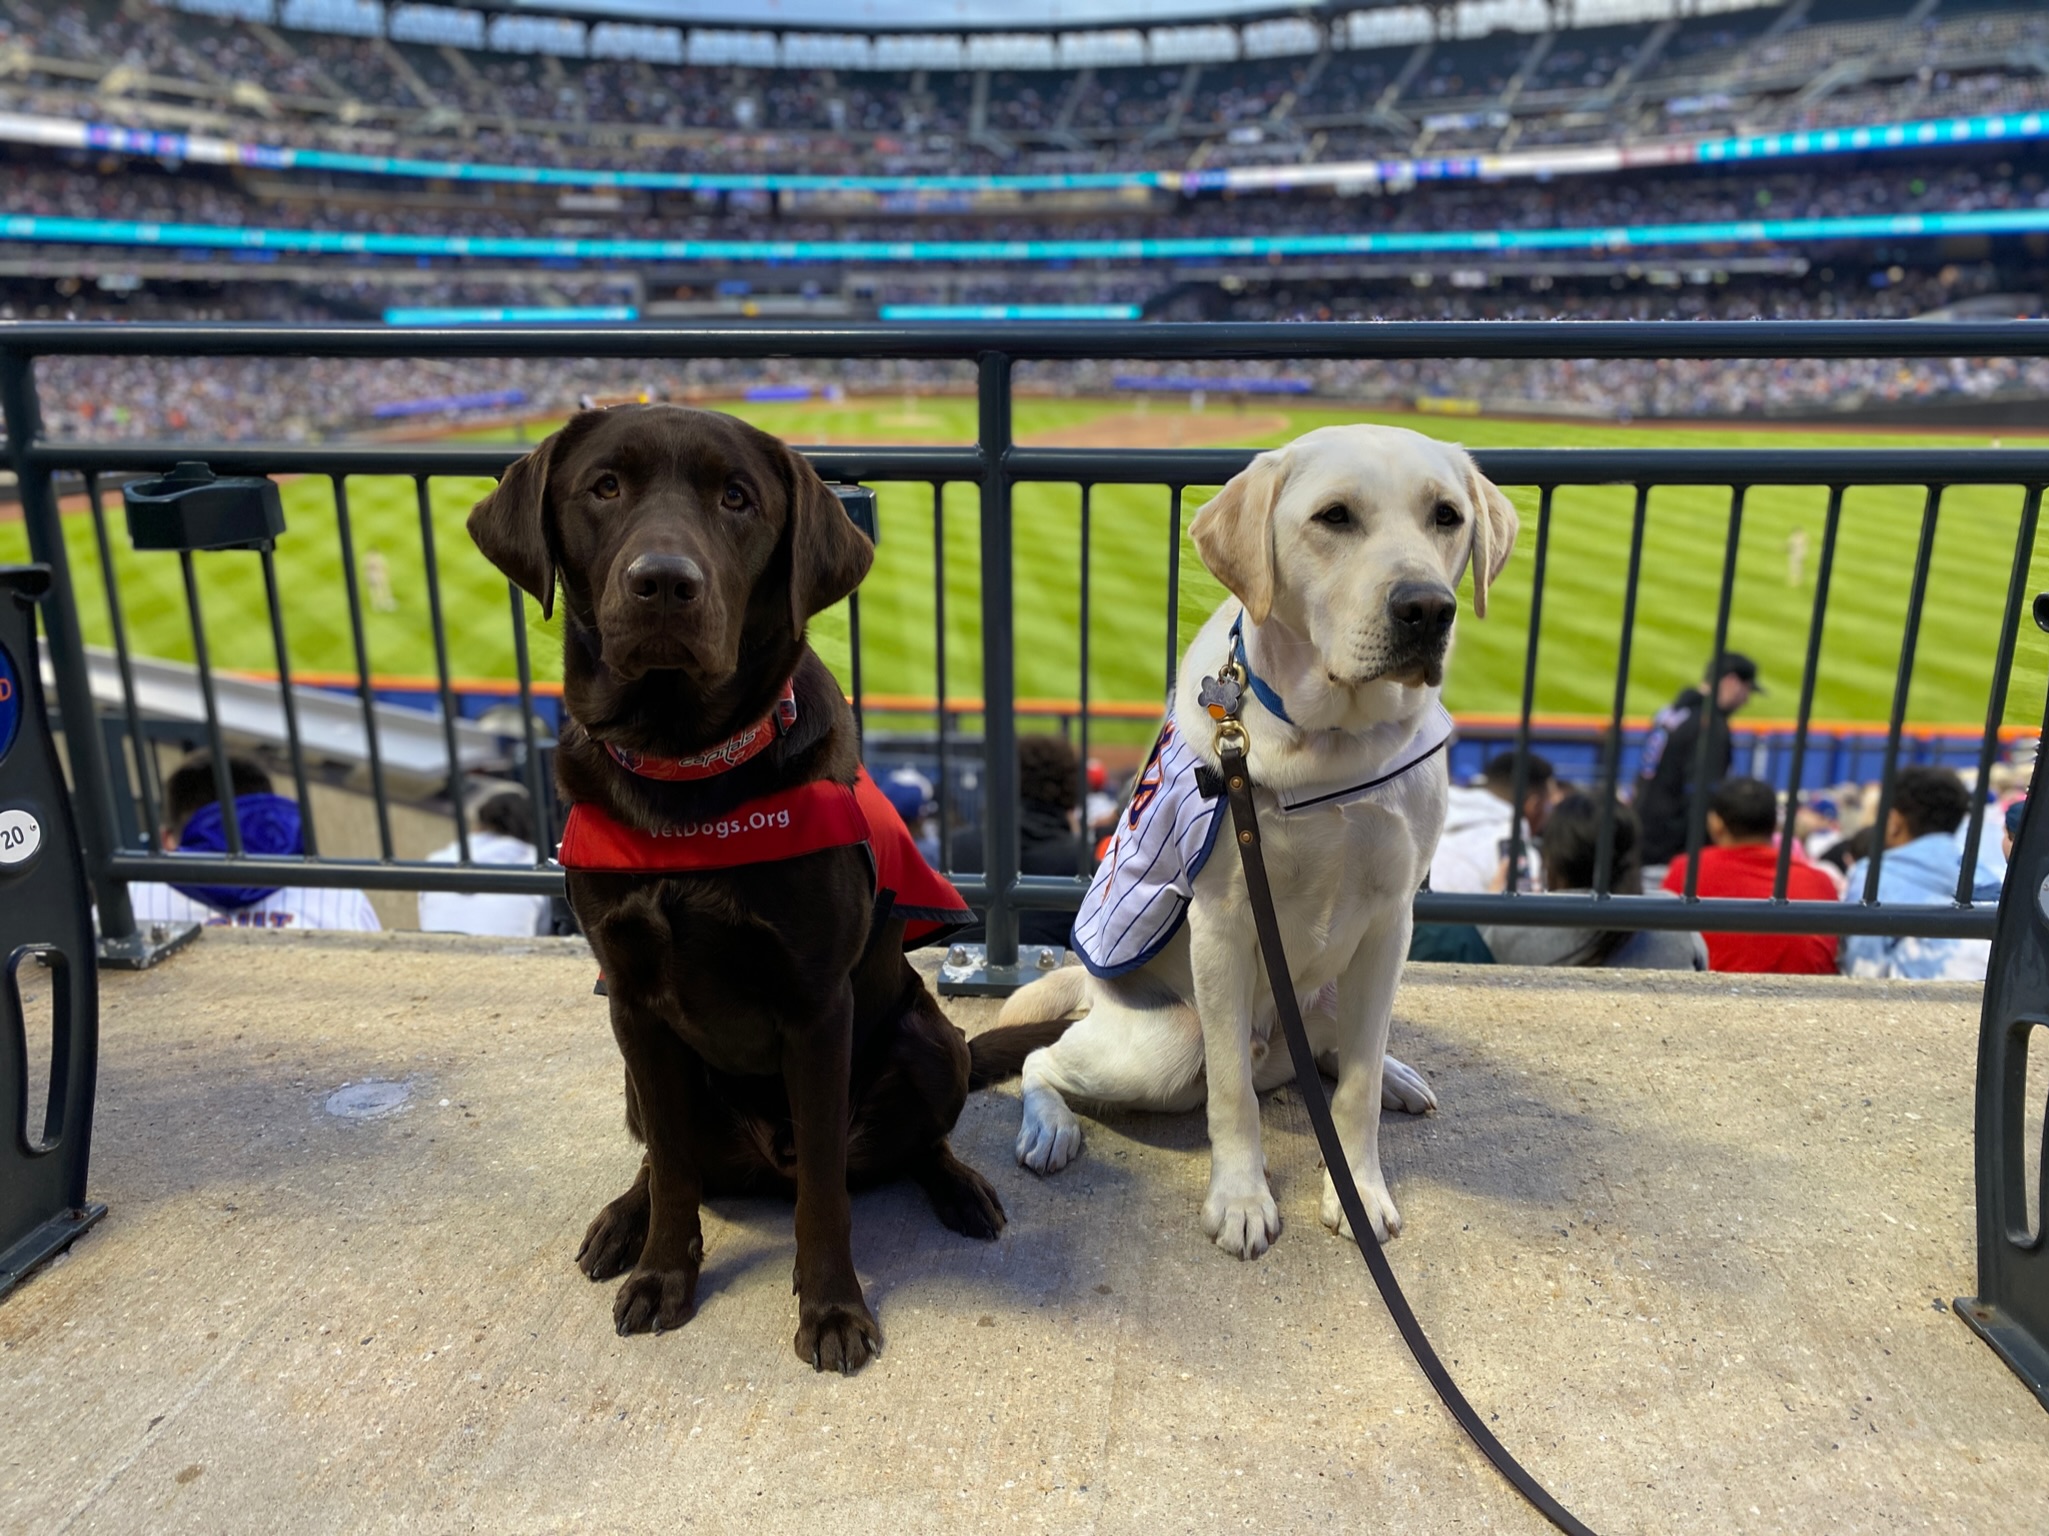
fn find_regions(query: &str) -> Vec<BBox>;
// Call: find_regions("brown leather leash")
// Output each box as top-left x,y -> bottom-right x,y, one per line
1202,660 -> 1600,1536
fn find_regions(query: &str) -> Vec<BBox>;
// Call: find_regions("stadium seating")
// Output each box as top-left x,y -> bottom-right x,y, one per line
3,0 -> 2047,438
1,0 -> 2043,172
16,261 -> 2048,445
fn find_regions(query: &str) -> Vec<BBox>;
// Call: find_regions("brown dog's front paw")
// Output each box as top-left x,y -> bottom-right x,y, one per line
794,1299 -> 881,1375
924,1159 -> 1007,1241
577,1191 -> 650,1281
613,1267 -> 699,1336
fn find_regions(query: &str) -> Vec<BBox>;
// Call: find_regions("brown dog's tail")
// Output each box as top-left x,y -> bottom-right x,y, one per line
967,966 -> 1090,1088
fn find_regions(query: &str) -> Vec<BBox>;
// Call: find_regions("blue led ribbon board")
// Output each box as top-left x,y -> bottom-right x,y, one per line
8,210 -> 2049,266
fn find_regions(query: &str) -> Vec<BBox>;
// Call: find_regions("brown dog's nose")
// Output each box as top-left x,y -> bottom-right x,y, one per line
1388,581 -> 1457,642
624,552 -> 704,611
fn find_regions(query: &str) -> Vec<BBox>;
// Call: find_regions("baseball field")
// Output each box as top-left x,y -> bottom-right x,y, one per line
20,394 -> 2049,736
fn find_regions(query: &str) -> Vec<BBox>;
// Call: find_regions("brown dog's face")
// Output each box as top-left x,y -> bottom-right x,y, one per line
467,405 -> 872,690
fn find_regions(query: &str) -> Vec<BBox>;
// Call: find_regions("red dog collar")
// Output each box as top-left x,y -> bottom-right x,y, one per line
604,680 -> 799,782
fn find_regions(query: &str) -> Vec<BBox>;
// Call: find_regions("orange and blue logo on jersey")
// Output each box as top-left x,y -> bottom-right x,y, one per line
1125,719 -> 1176,830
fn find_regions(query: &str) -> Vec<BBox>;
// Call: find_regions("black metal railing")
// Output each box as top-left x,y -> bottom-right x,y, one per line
1,322 -> 2045,971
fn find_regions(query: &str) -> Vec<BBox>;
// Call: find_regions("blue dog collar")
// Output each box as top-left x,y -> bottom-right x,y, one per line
1228,610 -> 1296,727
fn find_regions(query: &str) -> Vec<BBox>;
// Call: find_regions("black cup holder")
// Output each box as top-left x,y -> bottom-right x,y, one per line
122,462 -> 285,553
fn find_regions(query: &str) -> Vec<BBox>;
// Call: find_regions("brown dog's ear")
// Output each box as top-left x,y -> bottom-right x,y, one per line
1461,459 -> 1520,619
1190,450 -> 1287,624
783,447 -> 874,632
469,430 -> 562,620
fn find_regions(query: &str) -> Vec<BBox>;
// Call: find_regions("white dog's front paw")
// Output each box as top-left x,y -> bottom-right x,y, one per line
1201,1180 -> 1281,1260
1016,1088 -> 1083,1175
1321,1165 -> 1401,1243
1380,1053 -> 1437,1115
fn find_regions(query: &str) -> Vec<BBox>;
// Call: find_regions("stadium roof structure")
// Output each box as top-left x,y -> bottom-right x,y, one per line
501,0 -> 1320,30
184,0 -> 1751,53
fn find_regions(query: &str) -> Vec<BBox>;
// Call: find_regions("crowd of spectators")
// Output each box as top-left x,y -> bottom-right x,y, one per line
1040,348 -> 2049,427
1779,71 -> 2049,135
939,714 -> 2029,982
14,263 -> 2044,442
157,713 -> 2027,957
127,745 -> 560,936
24,346 -> 980,441
1418,644 -> 2029,981
1,0 -> 2045,181
127,749 -> 383,931
1475,791 -> 1711,972
1185,270 -> 2000,325
1415,732 -> 2025,982
2,5 -> 2044,438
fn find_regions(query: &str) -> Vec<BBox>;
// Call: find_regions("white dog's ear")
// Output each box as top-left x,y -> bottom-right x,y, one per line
1190,450 -> 1287,624
1461,461 -> 1519,619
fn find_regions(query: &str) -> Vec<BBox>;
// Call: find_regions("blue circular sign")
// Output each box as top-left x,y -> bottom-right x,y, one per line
0,641 -> 20,767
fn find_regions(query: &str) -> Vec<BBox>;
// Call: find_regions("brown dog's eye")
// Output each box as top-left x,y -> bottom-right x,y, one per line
1433,502 -> 1463,529
1312,504 -> 1351,527
720,482 -> 750,512
592,472 -> 620,500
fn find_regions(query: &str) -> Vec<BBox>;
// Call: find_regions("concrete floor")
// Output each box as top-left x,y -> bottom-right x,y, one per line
2,930 -> 2044,1534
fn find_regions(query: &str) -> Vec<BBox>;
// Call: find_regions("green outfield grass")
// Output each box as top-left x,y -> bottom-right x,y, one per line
20,395 -> 2049,740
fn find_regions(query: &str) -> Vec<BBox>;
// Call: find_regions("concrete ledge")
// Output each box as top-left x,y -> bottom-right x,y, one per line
1,931 -> 2043,1533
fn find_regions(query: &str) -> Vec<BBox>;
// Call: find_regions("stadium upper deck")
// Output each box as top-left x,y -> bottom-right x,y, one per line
5,0 -> 2047,431
1,0 -> 2045,284
0,0 -> 2042,178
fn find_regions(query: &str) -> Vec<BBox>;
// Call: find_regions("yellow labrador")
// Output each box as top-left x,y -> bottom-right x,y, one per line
980,425 -> 1517,1258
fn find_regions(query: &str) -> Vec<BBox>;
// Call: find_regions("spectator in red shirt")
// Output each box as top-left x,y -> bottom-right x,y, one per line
1661,777 -> 1839,974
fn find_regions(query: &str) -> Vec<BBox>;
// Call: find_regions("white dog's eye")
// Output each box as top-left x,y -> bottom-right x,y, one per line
1432,502 -> 1464,529
1312,504 -> 1352,527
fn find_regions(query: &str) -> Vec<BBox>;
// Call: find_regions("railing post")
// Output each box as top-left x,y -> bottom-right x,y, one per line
1956,589 -> 2049,1413
0,350 -> 141,956
978,350 -> 1020,968
939,349 -> 1058,997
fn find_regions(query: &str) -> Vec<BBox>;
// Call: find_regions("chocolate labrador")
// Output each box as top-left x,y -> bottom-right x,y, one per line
468,403 -> 1003,1374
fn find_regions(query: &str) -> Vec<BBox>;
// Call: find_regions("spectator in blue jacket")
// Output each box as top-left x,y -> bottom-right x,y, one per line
129,751 -> 380,932
1839,766 -> 1989,981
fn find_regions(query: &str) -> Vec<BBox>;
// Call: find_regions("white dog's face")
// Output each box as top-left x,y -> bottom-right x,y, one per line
1189,425 -> 1519,690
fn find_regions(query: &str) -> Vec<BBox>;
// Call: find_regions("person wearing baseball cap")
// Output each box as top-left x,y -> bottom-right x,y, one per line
1632,652 -> 1765,871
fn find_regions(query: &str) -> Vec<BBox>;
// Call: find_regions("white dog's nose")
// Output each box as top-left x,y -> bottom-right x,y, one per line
1388,582 -> 1457,644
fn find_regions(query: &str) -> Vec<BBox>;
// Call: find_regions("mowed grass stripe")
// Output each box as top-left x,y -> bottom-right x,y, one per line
16,397 -> 2045,729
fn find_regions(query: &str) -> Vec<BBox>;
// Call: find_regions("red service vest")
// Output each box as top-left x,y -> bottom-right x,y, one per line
558,766 -> 971,949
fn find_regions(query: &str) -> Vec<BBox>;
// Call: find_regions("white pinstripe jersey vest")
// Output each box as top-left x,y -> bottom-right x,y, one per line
1069,704 -> 1454,977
